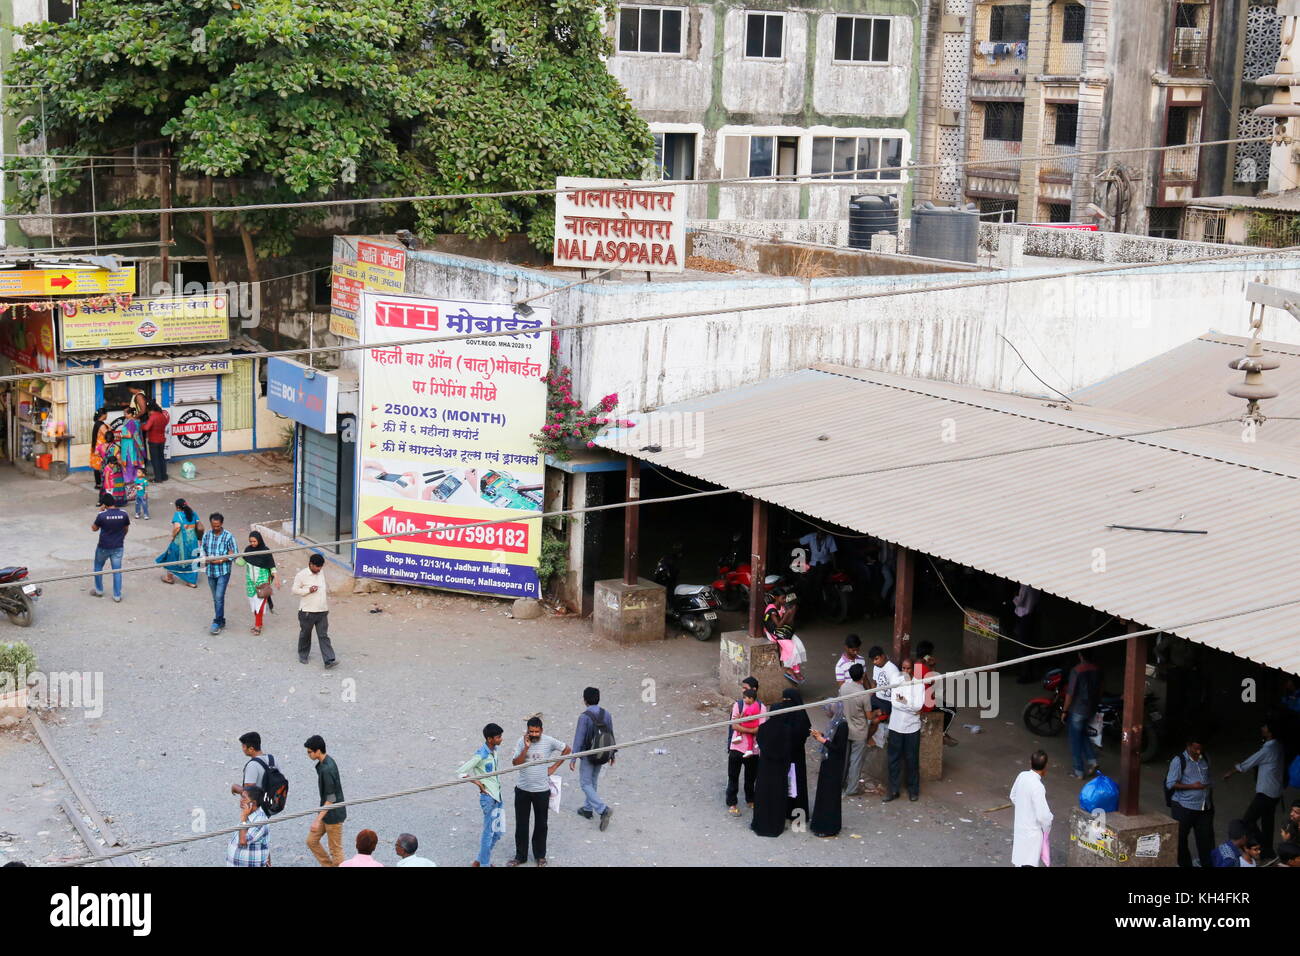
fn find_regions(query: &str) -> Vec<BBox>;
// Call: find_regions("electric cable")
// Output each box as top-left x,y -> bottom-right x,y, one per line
1,238 -> 1296,387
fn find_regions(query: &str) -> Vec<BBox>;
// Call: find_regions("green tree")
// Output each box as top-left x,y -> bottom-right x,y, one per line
3,0 -> 652,272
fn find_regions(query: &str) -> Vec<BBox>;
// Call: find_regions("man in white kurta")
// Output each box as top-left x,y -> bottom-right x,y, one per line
1010,751 -> 1053,867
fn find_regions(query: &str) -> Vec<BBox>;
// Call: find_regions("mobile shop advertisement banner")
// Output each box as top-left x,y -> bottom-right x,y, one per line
355,292 -> 551,598
60,294 -> 228,351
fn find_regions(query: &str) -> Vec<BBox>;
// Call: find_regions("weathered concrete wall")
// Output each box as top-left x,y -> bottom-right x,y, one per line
811,13 -> 914,116
606,7 -> 717,116
978,222 -> 1268,262
687,229 -> 979,276
402,247 -> 1300,416
719,9 -> 808,114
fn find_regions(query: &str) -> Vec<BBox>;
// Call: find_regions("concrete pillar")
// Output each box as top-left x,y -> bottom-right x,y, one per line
920,710 -> 944,781
719,632 -> 784,706
1118,623 -> 1149,816
893,547 -> 915,661
747,498 -> 768,639
1066,807 -> 1177,867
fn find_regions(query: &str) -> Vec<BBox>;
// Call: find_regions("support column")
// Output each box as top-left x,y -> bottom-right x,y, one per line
1118,622 -> 1149,816
747,498 -> 768,639
623,457 -> 640,585
892,546 -> 915,661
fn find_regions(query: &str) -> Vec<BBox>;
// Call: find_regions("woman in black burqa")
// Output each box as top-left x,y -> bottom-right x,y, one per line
810,702 -> 849,837
751,700 -> 792,838
782,688 -> 811,822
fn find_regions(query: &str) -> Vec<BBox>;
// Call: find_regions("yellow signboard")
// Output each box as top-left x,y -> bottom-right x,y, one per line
60,294 -> 229,351
329,240 -> 407,340
0,267 -> 136,297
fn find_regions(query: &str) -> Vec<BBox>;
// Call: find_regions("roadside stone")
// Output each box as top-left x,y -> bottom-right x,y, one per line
511,598 -> 543,620
0,715 -> 19,729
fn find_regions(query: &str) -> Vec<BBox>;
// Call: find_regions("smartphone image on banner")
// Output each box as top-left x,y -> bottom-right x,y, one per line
376,473 -> 409,489
433,475 -> 463,501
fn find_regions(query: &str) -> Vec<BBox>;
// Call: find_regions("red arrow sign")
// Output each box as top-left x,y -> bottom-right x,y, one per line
369,441 -> 377,449
363,507 -> 530,554
49,275 -> 72,289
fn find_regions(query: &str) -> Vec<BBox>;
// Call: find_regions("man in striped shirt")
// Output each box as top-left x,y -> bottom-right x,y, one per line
200,512 -> 238,635
226,785 -> 270,867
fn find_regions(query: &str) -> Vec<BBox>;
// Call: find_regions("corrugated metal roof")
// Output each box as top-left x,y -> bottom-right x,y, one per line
1074,333 -> 1300,448
596,365 -> 1300,673
1189,192 -> 1300,213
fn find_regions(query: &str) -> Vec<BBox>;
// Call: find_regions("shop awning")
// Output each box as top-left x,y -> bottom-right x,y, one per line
595,364 -> 1300,674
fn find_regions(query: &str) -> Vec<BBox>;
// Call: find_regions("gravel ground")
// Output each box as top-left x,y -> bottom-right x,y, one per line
3,468 -> 1261,867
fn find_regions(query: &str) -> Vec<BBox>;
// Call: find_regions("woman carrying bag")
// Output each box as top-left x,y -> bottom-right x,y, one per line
237,530 -> 281,634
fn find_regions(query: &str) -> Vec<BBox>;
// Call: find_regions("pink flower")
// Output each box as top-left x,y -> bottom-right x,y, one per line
586,441 -> 595,448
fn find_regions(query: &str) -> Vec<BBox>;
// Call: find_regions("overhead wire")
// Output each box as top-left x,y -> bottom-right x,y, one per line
1,238 -> 1296,388
51,591 -> 1300,867
0,415 -> 1255,594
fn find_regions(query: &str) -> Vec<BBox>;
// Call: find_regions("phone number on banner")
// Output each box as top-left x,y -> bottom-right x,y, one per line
376,511 -> 532,553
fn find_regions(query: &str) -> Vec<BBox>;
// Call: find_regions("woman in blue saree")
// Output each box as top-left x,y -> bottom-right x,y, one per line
157,497 -> 202,587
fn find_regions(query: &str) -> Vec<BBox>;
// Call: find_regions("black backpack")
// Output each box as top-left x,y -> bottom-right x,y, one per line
585,708 -> 616,765
249,756 -> 289,816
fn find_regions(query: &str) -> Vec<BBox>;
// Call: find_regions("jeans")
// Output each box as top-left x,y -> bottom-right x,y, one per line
726,750 -> 757,806
514,787 -> 550,862
134,495 -> 149,519
478,792 -> 503,866
149,442 -> 167,482
1172,802 -> 1215,868
207,573 -> 230,628
1068,712 -> 1097,774
579,759 -> 606,815
93,546 -> 124,599
887,729 -> 921,798
297,611 -> 336,663
1242,792 -> 1279,857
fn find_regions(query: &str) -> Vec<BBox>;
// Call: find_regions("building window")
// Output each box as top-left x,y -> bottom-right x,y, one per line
1047,202 -> 1071,223
989,4 -> 1031,43
46,0 -> 77,23
745,12 -> 784,59
978,198 -> 1019,222
618,6 -> 684,55
722,134 -> 798,180
834,16 -> 891,63
652,132 -> 697,180
1166,105 -> 1197,146
1147,206 -> 1183,238
1175,3 -> 1204,29
313,266 -> 333,308
1053,104 -> 1078,146
1061,3 -> 1085,43
810,135 -> 904,180
982,101 -> 1025,141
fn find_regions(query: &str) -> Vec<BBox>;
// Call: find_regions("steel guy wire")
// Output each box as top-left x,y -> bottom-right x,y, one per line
51,592 -> 1300,867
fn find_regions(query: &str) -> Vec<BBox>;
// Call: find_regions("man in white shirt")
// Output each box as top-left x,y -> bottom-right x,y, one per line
393,832 -> 437,867
869,645 -> 902,717
1010,750 -> 1053,866
797,530 -> 837,615
883,657 -> 925,802
293,554 -> 337,668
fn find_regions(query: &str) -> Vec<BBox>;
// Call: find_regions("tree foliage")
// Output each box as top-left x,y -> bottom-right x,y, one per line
3,0 -> 653,254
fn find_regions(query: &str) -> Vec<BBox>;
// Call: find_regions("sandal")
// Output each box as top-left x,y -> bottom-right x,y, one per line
251,626 -> 261,635
185,582 -> 198,588
161,575 -> 175,584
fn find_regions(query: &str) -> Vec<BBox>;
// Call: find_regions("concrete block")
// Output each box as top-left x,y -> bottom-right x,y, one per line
718,631 -> 784,705
0,689 -> 28,720
920,711 -> 944,781
511,598 -> 543,620
1067,807 -> 1178,867
593,578 -> 665,645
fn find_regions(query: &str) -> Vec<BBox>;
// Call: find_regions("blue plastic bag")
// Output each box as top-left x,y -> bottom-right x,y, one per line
1079,772 -> 1119,813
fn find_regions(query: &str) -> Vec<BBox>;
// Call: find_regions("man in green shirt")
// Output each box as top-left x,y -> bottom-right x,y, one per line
305,734 -> 347,866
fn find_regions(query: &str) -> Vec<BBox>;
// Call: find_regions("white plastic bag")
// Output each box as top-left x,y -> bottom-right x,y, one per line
1087,711 -> 1104,748
548,773 -> 562,813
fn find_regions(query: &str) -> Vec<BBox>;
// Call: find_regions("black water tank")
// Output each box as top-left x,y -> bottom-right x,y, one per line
910,201 -> 980,263
848,195 -> 898,250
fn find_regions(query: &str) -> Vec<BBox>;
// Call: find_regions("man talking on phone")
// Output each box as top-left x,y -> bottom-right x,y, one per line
293,553 -> 337,668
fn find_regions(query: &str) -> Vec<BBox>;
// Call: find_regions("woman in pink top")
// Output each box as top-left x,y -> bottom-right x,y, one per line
726,687 -> 767,815
339,828 -> 384,867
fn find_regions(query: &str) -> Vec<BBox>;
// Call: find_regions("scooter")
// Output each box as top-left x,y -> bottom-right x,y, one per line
712,535 -> 785,612
652,552 -> 722,641
0,566 -> 40,628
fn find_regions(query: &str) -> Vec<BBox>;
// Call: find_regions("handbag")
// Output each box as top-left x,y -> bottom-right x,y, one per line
256,581 -> 274,599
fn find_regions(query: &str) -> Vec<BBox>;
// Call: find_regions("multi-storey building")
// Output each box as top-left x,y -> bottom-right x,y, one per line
606,1 -> 923,229
914,0 -> 1281,238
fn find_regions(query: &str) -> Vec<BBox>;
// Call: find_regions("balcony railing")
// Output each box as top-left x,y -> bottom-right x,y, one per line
973,39 -> 1029,75
973,138 -> 1022,176
1046,42 -> 1082,75
1170,38 -> 1208,76
1036,143 -> 1078,178
1162,144 -> 1200,179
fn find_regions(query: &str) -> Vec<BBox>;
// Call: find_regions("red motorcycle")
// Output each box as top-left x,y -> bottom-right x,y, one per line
0,566 -> 39,628
712,541 -> 784,612
1022,668 -> 1066,736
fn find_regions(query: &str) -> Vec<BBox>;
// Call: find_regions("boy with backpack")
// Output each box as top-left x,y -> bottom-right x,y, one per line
231,731 -> 289,817
570,687 -> 616,831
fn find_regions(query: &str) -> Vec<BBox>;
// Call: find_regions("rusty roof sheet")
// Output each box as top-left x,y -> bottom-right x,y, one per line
596,365 -> 1300,673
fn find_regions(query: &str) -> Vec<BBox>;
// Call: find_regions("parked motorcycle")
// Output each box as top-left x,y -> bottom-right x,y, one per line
1021,666 -> 1163,762
652,552 -> 722,641
0,566 -> 40,628
712,536 -> 785,612
786,545 -> 853,625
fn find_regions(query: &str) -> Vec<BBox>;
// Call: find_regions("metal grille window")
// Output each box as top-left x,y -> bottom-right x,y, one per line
983,101 -> 1024,141
1054,104 -> 1078,146
978,198 -> 1019,222
989,4 -> 1030,42
1147,206 -> 1183,239
1061,3 -> 1085,43
810,136 -> 904,180
745,13 -> 784,59
834,16 -> 891,63
1047,202 -> 1071,223
618,6 -> 684,54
